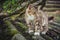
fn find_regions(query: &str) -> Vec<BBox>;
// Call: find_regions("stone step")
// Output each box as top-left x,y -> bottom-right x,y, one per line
43,7 -> 60,11
47,1 -> 60,4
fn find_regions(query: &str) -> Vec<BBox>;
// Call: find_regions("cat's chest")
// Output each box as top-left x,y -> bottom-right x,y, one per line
27,14 -> 35,20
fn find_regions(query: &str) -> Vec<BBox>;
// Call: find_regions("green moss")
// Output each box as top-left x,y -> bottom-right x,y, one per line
16,22 -> 27,30
4,20 -> 19,35
9,29 -> 19,35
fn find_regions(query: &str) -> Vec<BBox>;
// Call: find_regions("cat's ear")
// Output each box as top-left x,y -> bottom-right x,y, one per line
28,4 -> 32,9
38,6 -> 41,10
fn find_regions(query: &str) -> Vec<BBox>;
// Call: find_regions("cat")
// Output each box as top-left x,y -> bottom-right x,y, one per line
25,4 -> 37,33
25,5 -> 53,35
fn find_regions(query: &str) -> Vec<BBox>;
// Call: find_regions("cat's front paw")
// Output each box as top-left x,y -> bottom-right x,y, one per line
34,32 -> 40,35
28,30 -> 34,33
41,31 -> 46,34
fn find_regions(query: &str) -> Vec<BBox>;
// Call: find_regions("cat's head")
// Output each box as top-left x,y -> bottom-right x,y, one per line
27,4 -> 36,15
